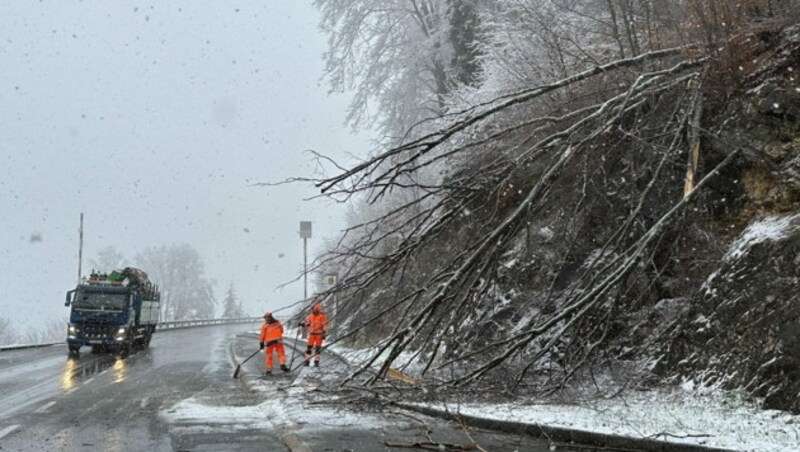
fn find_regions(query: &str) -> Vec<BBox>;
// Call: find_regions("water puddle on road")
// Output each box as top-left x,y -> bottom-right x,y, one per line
60,354 -> 119,392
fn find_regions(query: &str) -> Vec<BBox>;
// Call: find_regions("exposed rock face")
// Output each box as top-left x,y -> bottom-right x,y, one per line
664,25 -> 800,412
472,26 -> 800,408
676,215 -> 800,412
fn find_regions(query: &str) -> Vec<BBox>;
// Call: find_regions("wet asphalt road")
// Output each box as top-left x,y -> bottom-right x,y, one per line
0,324 -> 562,451
0,324 -> 284,451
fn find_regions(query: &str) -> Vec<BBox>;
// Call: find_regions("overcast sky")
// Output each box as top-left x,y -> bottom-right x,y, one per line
0,1 -> 373,332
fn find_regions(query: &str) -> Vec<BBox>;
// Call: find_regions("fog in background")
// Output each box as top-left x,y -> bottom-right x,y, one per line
0,1 -> 372,332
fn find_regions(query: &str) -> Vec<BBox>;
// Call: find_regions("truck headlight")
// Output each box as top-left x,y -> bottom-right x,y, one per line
68,325 -> 77,333
117,327 -> 126,335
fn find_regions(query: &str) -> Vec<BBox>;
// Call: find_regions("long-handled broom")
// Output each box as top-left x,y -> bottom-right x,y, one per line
233,349 -> 262,379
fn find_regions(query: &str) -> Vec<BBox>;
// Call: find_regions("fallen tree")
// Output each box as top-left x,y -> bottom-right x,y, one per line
308,7 -> 800,413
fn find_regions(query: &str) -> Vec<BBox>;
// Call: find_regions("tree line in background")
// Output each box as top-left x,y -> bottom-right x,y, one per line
92,243 -> 218,321
0,316 -> 64,346
0,243 -> 248,346
133,244 -> 217,320
311,0 -> 800,391
318,0 -> 799,141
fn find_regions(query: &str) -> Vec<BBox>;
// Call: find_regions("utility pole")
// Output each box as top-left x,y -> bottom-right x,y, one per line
77,213 -> 84,285
299,221 -> 312,302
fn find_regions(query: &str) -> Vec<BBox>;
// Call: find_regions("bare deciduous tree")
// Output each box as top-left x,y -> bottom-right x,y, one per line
23,318 -> 66,345
135,244 -> 216,320
315,0 -> 483,139
89,246 -> 125,272
0,315 -> 18,346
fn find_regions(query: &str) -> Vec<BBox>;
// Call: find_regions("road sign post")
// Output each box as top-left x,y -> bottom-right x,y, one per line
325,273 -> 338,340
299,221 -> 312,303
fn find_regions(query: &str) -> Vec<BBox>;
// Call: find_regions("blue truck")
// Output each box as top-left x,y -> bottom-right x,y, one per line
64,267 -> 160,357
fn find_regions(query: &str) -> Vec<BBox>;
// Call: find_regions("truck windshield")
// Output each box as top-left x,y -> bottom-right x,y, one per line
73,292 -> 128,311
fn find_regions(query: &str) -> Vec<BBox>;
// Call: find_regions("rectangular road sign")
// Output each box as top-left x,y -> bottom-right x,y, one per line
299,221 -> 312,238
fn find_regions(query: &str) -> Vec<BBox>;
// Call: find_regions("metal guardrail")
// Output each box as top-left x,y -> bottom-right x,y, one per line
0,317 -> 262,352
156,316 -> 261,331
0,342 -> 63,352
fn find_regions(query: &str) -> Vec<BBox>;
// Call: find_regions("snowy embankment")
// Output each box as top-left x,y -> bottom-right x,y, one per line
331,340 -> 800,451
414,385 -> 800,451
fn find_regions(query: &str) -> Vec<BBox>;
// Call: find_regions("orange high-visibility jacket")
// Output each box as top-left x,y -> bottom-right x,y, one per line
305,312 -> 327,335
260,320 -> 284,343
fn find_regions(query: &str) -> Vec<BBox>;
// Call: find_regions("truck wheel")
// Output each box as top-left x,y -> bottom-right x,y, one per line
68,346 -> 80,358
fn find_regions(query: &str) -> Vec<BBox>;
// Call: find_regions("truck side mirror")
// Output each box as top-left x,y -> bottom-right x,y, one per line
65,290 -> 76,307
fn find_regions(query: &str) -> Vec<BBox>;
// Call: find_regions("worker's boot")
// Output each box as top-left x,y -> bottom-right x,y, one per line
314,361 -> 319,368
304,360 -> 310,367
280,364 -> 290,372
265,370 -> 272,376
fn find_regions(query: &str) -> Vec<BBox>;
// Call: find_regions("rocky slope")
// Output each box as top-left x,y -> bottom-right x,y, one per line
662,26 -> 800,412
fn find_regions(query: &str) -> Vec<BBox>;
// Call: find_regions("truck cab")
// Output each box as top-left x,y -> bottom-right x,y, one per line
65,269 -> 160,357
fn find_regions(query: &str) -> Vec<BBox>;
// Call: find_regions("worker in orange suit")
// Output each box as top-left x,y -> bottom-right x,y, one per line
259,311 -> 290,374
301,301 -> 327,367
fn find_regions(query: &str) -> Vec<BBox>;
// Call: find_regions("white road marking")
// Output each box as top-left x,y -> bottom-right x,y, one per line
83,377 -> 95,385
0,424 -> 20,439
34,401 -> 57,414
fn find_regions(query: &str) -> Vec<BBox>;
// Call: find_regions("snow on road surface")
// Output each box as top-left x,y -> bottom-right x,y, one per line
160,334 -> 397,440
161,397 -> 269,431
160,380 -> 394,434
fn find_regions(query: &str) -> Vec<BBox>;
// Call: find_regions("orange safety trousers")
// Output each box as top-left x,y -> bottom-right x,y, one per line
265,342 -> 286,370
307,334 -> 324,348
305,334 -> 324,363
